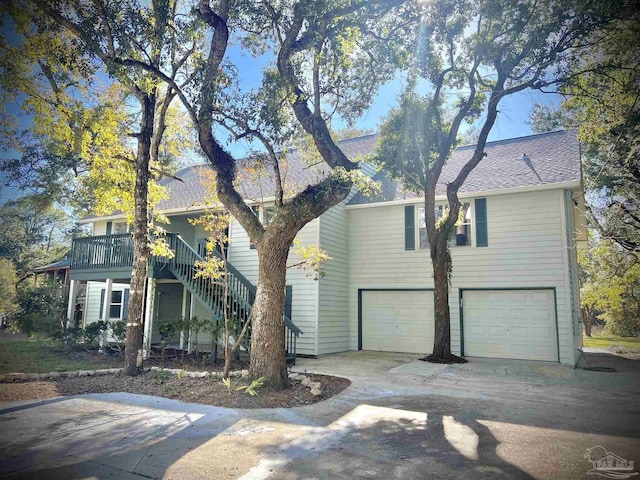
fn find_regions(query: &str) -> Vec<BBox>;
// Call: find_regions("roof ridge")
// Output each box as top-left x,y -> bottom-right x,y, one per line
335,132 -> 379,144
456,129 -> 572,150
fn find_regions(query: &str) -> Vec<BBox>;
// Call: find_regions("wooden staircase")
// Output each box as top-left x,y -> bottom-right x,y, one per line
70,233 -> 302,364
159,234 -> 302,364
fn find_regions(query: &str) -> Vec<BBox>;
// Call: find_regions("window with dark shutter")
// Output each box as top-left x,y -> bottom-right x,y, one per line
405,205 -> 415,251
475,198 -> 488,247
99,288 -> 105,319
285,285 -> 293,320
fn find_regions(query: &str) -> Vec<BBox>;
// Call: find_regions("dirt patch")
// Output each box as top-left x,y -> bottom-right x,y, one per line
0,382 -> 59,402
0,372 -> 350,409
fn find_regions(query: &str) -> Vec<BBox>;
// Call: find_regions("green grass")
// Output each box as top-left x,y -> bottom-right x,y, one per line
583,335 -> 640,351
0,339 -> 116,374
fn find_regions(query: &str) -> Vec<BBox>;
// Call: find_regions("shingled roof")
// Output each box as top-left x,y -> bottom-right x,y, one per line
348,129 -> 581,206
153,133 -> 379,212
85,130 -> 580,219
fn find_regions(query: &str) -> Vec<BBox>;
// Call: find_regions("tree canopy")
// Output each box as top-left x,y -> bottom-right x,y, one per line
373,0 -> 624,361
580,237 -> 640,337
529,14 -> 640,251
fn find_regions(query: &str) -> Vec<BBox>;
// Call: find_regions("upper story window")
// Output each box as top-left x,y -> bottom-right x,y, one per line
405,199 -> 486,251
113,222 -> 129,234
453,203 -> 472,246
417,203 -> 472,249
263,205 -> 276,226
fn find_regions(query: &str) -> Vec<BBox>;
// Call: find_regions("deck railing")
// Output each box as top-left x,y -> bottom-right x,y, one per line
70,234 -> 134,271
70,233 -> 302,362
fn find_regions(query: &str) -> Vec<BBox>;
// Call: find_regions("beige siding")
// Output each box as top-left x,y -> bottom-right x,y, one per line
92,221 -> 108,236
166,214 -> 198,249
318,194 -> 354,354
84,281 -> 130,326
227,218 -> 320,356
348,189 -> 576,365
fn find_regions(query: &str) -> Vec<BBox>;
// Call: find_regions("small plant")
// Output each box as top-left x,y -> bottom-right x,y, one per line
176,370 -> 186,379
236,376 -> 265,396
110,320 -> 127,353
63,326 -> 84,352
221,376 -> 232,395
159,320 -> 178,366
83,321 -> 108,347
153,370 -> 171,384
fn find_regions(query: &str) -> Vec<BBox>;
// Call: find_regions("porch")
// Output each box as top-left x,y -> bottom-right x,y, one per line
67,233 -> 302,364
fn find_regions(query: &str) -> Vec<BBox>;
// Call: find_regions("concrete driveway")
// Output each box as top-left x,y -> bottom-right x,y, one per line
1,351 -> 639,479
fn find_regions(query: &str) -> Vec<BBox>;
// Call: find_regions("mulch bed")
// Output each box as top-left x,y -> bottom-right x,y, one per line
67,347 -> 251,373
0,372 -> 351,409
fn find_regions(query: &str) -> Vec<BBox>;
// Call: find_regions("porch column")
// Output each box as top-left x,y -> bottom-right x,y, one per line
187,292 -> 195,353
100,279 -> 113,351
180,286 -> 189,350
143,278 -> 156,359
66,279 -> 78,329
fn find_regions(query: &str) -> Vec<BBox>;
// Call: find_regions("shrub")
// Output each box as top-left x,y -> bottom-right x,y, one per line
13,282 -> 66,337
83,320 -> 108,346
110,320 -> 127,352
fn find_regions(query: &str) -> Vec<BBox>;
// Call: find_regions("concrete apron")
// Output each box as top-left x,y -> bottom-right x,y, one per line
1,350 -> 639,480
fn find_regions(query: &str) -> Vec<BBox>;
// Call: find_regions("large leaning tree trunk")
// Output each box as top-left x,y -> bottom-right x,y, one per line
249,236 -> 292,384
142,0 -> 401,388
123,92 -> 155,375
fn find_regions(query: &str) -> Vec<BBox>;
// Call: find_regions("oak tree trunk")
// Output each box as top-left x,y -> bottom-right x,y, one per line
249,239 -> 291,389
123,93 -> 154,376
431,238 -> 452,359
425,231 -> 466,364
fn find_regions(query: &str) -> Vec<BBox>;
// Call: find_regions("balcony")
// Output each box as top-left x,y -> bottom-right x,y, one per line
70,234 -> 137,280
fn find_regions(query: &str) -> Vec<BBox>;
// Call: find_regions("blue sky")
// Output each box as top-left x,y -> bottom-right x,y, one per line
1,27 -> 560,205
0,79 -> 559,205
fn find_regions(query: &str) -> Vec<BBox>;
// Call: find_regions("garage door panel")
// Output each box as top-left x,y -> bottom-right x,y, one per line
463,289 -> 558,361
362,290 -> 434,354
508,326 -> 529,337
487,326 -> 507,337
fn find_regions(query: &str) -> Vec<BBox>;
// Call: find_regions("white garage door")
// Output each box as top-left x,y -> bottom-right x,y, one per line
463,290 -> 558,361
362,290 -> 434,354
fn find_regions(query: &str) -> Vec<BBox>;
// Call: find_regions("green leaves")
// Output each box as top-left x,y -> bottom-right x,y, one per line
579,237 -> 640,336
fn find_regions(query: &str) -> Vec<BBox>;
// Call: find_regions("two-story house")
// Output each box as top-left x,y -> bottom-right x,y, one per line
67,129 -> 586,365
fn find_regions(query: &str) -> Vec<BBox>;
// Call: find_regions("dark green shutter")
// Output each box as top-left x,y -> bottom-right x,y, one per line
475,198 -> 488,247
122,289 -> 130,321
99,288 -> 105,319
285,285 -> 293,320
405,205 -> 415,251
106,222 -> 112,235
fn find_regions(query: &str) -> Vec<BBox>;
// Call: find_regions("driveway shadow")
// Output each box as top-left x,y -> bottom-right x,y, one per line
272,412 -> 535,479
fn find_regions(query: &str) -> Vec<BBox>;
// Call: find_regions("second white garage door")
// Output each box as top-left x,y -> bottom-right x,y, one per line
362,290 -> 434,354
462,289 -> 558,361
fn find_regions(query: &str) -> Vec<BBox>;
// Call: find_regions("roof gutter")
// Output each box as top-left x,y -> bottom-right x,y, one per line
344,180 -> 583,210
78,197 -> 278,224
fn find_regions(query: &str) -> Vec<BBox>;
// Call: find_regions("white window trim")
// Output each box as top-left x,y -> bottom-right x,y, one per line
108,289 -> 126,320
416,202 -> 475,249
